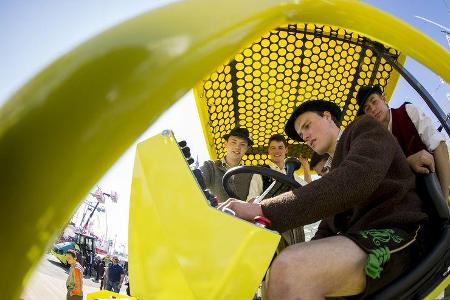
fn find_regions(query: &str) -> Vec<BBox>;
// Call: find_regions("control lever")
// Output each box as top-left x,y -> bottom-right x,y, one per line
254,157 -> 301,204
192,169 -> 218,207
254,216 -> 272,228
178,140 -> 194,166
179,139 -> 218,206
253,181 -> 276,204
203,189 -> 218,207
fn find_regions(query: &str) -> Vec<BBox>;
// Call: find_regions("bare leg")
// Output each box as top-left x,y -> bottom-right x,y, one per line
265,235 -> 367,300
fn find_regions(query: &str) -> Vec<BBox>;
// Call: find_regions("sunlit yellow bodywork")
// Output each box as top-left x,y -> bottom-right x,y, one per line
1,0 -> 449,299
423,275 -> 450,300
128,130 -> 279,299
87,290 -> 137,300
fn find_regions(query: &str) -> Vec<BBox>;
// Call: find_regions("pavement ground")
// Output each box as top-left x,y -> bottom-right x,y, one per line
21,253 -> 126,300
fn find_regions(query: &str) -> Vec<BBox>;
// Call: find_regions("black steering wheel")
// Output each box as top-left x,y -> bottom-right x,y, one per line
222,157 -> 302,199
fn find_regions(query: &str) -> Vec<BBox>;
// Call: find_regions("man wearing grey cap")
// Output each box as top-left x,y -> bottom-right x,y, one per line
219,100 -> 433,299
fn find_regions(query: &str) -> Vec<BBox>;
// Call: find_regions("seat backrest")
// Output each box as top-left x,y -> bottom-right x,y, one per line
369,173 -> 450,299
417,173 -> 449,221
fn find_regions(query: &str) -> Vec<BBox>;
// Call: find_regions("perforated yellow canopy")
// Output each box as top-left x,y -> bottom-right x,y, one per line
194,23 -> 405,165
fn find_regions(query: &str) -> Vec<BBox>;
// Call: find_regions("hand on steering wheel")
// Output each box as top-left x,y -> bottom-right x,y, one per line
222,161 -> 301,199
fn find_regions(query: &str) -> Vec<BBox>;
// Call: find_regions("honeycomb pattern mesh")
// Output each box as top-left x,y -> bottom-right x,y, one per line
198,23 -> 401,165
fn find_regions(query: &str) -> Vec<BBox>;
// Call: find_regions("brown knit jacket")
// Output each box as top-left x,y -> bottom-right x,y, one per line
261,115 -> 428,237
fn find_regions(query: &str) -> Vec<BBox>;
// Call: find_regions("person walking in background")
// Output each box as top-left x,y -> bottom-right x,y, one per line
84,252 -> 93,278
105,256 -> 125,293
124,270 -> 131,296
65,250 -> 83,300
96,257 -> 105,285
101,257 -> 109,290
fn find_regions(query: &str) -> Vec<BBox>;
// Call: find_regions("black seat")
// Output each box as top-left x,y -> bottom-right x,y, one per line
369,173 -> 450,299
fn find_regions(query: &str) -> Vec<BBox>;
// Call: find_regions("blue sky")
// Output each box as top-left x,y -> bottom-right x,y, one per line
363,0 -> 450,123
1,0 -> 448,247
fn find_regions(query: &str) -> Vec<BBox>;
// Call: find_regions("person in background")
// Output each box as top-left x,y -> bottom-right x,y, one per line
105,256 -> 125,293
200,127 -> 253,202
246,133 -> 310,249
299,155 -> 312,183
124,269 -> 131,296
92,256 -> 99,280
309,152 -> 330,177
101,257 -> 109,290
247,134 -> 309,202
65,250 -> 83,300
96,258 -> 105,285
356,84 -> 449,201
84,252 -> 93,278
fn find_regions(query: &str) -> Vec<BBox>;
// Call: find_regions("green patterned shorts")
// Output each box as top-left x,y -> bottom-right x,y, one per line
341,226 -> 422,298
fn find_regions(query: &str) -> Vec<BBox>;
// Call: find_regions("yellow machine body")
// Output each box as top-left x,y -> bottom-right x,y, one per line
128,130 -> 279,300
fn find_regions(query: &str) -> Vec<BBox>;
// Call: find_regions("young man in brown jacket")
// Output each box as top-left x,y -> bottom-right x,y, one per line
219,100 -> 432,299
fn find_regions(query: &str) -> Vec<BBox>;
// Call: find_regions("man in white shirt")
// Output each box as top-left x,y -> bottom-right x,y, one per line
247,134 -> 309,202
356,85 -> 449,201
246,134 -> 310,248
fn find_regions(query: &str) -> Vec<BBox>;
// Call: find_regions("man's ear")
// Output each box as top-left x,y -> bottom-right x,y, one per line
323,110 -> 332,121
